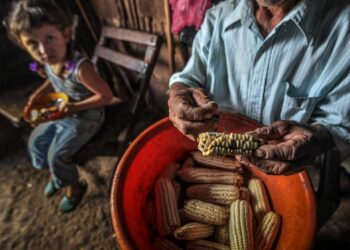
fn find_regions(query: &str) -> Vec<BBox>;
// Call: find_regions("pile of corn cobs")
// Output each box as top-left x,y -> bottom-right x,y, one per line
149,134 -> 280,250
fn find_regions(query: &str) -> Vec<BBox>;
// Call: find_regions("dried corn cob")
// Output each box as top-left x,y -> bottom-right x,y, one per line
173,181 -> 181,204
186,184 -> 242,206
198,132 -> 223,153
254,212 -> 281,250
155,177 -> 181,236
154,237 -> 182,250
190,151 -> 243,173
229,200 -> 254,250
174,222 -> 215,240
182,156 -> 194,168
160,162 -> 180,180
178,208 -> 193,225
177,167 -> 243,186
183,199 -> 229,225
240,187 -> 250,202
248,178 -> 271,223
214,223 -> 230,245
198,132 -> 264,157
187,239 -> 230,250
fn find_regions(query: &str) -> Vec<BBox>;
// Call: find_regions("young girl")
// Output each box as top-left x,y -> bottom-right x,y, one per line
5,0 -> 120,212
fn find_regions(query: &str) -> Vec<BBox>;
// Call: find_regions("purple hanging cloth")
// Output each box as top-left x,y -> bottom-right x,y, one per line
169,0 -> 212,34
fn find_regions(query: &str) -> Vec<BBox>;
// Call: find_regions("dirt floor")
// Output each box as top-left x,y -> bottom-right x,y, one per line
0,146 -> 117,250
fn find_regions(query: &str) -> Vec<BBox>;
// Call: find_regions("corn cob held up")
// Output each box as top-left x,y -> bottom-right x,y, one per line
198,132 -> 264,157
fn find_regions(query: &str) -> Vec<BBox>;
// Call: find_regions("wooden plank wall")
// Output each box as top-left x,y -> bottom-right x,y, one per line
90,0 -> 166,35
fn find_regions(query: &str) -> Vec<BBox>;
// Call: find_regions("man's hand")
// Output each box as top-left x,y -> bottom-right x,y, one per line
168,83 -> 219,140
236,120 -> 334,174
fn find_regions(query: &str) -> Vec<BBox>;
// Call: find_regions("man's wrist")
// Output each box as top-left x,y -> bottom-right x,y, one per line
168,82 -> 188,96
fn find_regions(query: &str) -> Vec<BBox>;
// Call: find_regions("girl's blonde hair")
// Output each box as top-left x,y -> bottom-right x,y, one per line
4,0 -> 72,46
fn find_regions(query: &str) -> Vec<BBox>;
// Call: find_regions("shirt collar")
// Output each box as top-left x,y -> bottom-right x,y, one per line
223,0 -> 314,43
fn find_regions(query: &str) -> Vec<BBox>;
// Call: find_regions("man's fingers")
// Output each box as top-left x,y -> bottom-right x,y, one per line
169,108 -> 219,140
247,120 -> 298,140
192,88 -> 218,110
235,155 -> 306,175
169,94 -> 216,121
177,102 -> 217,121
255,135 -> 313,161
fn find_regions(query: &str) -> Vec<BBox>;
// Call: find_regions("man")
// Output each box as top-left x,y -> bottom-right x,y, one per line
168,0 -> 350,174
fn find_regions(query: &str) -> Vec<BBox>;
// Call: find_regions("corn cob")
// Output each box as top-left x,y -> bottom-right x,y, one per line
177,167 -> 243,186
182,156 -> 194,168
178,208 -> 193,225
254,212 -> 281,250
190,151 -> 243,173
198,132 -> 223,153
173,181 -> 181,204
160,162 -> 180,180
248,178 -> 271,223
155,177 -> 181,236
183,199 -> 229,225
187,239 -> 230,250
198,132 -> 264,157
174,222 -> 215,240
240,187 -> 250,202
186,184 -> 242,206
214,223 -> 230,245
154,237 -> 182,250
229,200 -> 254,250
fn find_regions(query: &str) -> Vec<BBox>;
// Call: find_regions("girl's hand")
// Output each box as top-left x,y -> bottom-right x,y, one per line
23,94 -> 41,122
64,103 -> 78,116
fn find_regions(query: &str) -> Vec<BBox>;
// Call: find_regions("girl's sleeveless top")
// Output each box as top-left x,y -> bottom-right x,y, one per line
44,53 -> 104,123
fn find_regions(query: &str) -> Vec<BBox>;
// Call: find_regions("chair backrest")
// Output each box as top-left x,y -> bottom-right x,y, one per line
91,27 -> 161,113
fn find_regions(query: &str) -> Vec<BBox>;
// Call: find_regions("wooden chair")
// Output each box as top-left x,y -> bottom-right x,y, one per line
76,26 -> 161,163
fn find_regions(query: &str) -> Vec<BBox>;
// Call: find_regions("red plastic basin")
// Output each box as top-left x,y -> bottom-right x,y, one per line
110,113 -> 317,250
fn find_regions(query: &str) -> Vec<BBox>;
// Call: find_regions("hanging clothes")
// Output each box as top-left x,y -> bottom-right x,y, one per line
169,0 -> 212,34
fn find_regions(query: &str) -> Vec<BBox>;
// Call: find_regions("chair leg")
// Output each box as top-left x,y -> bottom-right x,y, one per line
316,149 -> 341,230
107,119 -> 136,193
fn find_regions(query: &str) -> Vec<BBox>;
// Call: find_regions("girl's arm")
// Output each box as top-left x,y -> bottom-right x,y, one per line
23,79 -> 52,121
28,79 -> 52,104
66,61 -> 121,114
24,79 -> 52,115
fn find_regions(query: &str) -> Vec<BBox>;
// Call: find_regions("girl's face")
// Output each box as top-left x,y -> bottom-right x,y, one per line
19,24 -> 70,65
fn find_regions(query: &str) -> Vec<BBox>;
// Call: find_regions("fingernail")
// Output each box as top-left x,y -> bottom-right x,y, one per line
255,149 -> 265,158
204,113 -> 213,119
236,155 -> 242,161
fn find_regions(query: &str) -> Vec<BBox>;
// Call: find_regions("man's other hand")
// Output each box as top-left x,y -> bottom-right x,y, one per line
236,120 -> 334,174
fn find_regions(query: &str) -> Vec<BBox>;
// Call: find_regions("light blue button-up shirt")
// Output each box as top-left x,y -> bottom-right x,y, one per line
170,0 -> 350,154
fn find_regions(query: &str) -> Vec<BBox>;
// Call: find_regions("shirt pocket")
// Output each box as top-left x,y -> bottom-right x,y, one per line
280,82 -> 321,122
